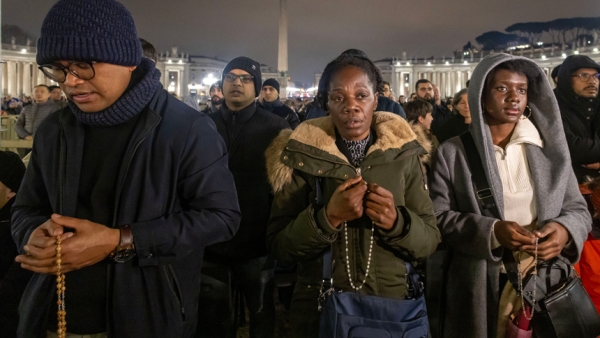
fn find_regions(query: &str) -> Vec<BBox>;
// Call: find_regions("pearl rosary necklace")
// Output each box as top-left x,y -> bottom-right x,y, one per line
343,221 -> 375,291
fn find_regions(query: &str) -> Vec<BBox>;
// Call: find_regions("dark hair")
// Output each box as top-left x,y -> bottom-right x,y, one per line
415,79 -> 431,91
139,38 -> 157,62
551,65 -> 561,85
404,98 -> 433,123
48,85 -> 60,92
382,81 -> 390,87
483,59 -> 541,102
452,88 -> 468,107
33,84 -> 50,91
316,53 -> 383,110
340,49 -> 369,58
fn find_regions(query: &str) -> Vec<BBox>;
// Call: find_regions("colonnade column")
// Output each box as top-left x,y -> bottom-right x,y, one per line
22,63 -> 31,96
7,61 -> 17,96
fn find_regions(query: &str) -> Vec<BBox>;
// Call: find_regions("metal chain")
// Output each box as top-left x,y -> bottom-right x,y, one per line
518,237 -> 538,320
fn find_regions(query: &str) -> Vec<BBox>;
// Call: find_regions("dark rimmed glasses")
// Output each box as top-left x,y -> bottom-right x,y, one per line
224,73 -> 254,84
38,61 -> 97,83
572,73 -> 600,82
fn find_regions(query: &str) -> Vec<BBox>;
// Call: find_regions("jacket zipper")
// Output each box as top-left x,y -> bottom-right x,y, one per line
111,118 -> 160,227
107,114 -> 160,335
166,265 -> 186,321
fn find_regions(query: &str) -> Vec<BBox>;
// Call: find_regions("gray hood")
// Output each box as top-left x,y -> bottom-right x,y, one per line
467,53 -> 573,221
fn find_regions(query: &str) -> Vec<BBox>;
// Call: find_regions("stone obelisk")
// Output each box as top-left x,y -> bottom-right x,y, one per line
277,0 -> 288,98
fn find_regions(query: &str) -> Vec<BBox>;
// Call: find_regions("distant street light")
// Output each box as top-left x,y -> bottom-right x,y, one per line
202,73 -> 217,86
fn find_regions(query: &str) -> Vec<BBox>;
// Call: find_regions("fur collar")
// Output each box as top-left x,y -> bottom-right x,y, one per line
266,112 -> 430,193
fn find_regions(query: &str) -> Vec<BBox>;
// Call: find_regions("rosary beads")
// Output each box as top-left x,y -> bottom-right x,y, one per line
56,236 -> 66,338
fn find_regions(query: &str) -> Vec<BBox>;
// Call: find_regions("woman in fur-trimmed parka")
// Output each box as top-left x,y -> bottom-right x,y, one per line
265,53 -> 440,337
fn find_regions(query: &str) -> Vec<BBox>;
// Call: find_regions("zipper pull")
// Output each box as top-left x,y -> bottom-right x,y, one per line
355,168 -> 361,176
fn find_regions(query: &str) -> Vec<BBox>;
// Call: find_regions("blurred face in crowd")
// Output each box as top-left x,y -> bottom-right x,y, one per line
262,85 -> 279,102
382,83 -> 392,98
56,61 -> 136,113
418,112 -> 433,131
433,84 -> 440,100
483,69 -> 527,127
328,66 -> 378,141
32,86 -> 51,103
223,69 -> 256,110
571,67 -> 599,98
456,94 -> 470,118
210,86 -> 223,105
399,95 -> 406,103
417,82 -> 434,100
50,88 -> 63,101
0,181 -> 16,210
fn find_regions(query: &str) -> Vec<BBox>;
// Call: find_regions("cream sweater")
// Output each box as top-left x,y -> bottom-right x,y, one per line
491,118 -> 544,248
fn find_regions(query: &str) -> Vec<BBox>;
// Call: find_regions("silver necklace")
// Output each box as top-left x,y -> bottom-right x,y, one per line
343,221 -> 375,291
517,237 -> 538,320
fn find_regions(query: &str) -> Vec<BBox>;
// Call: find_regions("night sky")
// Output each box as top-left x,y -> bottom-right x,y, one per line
3,0 -> 600,84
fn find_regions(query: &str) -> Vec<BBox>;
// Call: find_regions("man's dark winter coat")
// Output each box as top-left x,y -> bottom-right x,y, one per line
258,99 -> 300,129
207,102 -> 290,262
555,55 -> 600,183
376,96 -> 406,119
0,199 -> 33,338
11,89 -> 241,338
430,103 -> 452,136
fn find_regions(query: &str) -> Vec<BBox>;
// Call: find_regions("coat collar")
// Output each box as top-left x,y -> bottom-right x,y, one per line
266,111 -> 429,193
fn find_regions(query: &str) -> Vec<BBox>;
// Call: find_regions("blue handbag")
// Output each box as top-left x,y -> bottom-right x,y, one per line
314,179 -> 429,338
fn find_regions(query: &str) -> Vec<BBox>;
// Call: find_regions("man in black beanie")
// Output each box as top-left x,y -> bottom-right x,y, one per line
206,57 -> 289,338
11,1 -> 241,337
201,80 -> 224,115
0,151 -> 32,338
258,78 -> 300,129
555,55 -> 600,183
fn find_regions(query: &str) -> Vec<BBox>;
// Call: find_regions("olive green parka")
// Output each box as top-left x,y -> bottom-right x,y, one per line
265,112 -> 441,337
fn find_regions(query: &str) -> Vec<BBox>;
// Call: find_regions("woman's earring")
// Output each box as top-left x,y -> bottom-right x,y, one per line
521,106 -> 532,120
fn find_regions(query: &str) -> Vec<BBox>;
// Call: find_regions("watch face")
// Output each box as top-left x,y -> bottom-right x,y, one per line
113,249 -> 136,263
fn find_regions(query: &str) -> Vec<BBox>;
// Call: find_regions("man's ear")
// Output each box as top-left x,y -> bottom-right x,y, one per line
7,190 -> 16,199
418,116 -> 425,124
128,66 -> 137,72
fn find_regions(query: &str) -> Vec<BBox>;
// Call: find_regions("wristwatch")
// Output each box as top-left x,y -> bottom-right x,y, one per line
110,224 -> 136,263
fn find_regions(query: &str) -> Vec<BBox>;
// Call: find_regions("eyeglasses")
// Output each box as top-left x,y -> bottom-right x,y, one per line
38,61 -> 97,83
224,73 -> 254,83
572,73 -> 600,82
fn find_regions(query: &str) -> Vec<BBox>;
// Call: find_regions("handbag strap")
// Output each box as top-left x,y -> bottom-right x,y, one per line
315,178 -> 334,291
459,132 -> 520,289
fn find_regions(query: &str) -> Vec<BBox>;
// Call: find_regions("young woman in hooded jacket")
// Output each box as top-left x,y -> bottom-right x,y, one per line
265,53 -> 440,337
429,54 -> 591,338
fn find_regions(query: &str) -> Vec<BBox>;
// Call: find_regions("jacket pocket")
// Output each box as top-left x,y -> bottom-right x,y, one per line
164,264 -> 186,321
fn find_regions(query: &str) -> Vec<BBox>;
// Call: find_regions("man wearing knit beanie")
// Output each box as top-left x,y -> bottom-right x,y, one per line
205,58 -> 289,337
201,81 -> 224,115
258,78 -> 300,129
12,1 -> 241,337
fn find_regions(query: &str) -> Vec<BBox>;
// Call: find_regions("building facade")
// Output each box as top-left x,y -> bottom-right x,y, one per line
3,43 -> 600,100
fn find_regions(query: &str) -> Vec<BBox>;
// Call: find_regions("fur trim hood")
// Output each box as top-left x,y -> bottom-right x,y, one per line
265,112 -> 430,193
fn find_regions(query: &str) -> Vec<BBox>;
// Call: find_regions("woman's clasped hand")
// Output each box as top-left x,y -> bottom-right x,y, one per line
326,176 -> 397,230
